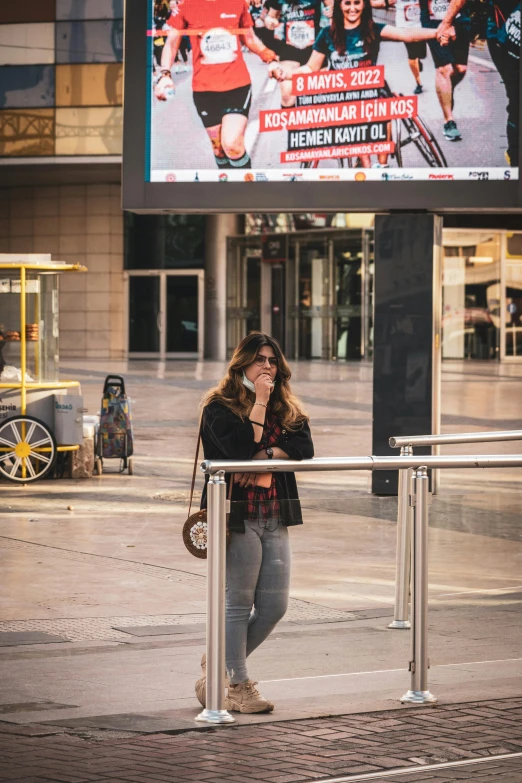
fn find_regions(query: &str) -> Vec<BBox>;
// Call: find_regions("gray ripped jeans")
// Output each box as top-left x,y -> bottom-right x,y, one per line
226,520 -> 291,684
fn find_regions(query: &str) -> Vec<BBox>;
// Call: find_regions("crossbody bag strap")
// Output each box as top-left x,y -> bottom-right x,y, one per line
187,429 -> 201,518
188,427 -> 234,517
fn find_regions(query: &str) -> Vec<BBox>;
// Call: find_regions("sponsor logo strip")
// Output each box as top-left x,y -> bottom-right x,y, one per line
150,168 -> 519,182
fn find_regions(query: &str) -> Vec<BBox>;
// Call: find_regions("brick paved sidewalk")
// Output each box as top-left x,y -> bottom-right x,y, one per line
2,697 -> 522,783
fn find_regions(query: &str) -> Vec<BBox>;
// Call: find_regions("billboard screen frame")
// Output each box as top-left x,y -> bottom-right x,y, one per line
122,0 -> 522,213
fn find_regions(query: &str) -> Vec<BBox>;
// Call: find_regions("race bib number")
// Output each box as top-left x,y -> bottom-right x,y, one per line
286,19 -> 315,49
395,0 -> 421,27
200,27 -> 238,64
428,0 -> 449,20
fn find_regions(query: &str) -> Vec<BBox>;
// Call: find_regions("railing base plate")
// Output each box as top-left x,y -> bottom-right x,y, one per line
196,709 -> 235,724
401,689 -> 438,704
388,620 -> 411,629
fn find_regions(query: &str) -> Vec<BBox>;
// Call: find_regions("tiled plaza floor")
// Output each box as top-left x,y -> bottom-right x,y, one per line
2,698 -> 522,783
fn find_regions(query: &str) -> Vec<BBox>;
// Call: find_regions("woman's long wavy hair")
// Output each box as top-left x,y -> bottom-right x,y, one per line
202,333 -> 308,430
331,0 -> 378,62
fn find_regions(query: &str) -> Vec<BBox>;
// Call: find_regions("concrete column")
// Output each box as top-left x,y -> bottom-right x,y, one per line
205,214 -> 240,360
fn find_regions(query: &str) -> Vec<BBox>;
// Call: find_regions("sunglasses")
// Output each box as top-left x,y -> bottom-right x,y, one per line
254,354 -> 278,367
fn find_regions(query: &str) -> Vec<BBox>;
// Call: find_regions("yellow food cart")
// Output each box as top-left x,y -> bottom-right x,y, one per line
0,255 -> 86,483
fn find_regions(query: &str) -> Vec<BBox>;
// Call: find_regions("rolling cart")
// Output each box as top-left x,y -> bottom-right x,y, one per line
94,374 -> 134,475
0,255 -> 86,483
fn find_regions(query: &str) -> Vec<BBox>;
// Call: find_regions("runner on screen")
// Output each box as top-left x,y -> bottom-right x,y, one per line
263,0 -> 334,107
418,0 -> 471,141
270,0 -> 450,166
154,0 -> 278,170
436,0 -> 520,163
249,0 -> 276,47
371,0 -> 427,94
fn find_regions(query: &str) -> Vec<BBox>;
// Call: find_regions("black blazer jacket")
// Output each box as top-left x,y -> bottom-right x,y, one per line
200,401 -> 314,533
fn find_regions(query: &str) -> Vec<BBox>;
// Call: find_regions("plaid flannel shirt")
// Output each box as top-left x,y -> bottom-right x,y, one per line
244,411 -> 281,523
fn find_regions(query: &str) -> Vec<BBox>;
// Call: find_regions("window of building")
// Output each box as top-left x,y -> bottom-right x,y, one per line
125,214 -> 205,270
55,20 -> 124,64
0,1 -> 56,24
55,63 -> 122,106
0,23 -> 55,66
56,0 -> 124,20
0,108 -> 55,156
55,106 -> 122,154
0,65 -> 55,108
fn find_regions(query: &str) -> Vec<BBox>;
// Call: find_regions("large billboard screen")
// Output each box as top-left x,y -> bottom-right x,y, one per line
123,0 -> 522,211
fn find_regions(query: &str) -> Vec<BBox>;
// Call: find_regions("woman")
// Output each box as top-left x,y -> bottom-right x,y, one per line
155,0 -> 278,171
250,0 -> 276,48
264,0 -> 333,107
197,333 -> 314,713
270,0 -> 452,166
153,0 -> 171,69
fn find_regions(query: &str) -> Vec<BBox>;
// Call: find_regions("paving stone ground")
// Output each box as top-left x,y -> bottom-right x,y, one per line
2,698 -> 522,783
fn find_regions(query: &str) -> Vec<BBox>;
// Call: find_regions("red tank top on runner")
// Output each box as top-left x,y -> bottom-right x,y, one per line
167,0 -> 253,93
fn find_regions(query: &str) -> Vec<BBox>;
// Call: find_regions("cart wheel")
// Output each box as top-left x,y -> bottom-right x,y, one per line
128,458 -> 133,475
0,416 -> 57,483
94,457 -> 103,476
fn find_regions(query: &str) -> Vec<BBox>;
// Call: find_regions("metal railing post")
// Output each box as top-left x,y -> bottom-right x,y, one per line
401,466 -> 437,704
389,445 -> 413,629
196,471 -> 235,724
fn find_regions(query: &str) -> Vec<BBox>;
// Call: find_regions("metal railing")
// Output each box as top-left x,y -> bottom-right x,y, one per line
388,430 -> 522,630
196,452 -> 522,725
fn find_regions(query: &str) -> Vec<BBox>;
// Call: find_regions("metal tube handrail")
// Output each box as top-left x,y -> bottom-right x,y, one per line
389,445 -> 413,631
388,429 -> 522,632
401,467 -> 436,705
390,429 -> 522,448
197,453 -> 522,724
201,454 -> 522,474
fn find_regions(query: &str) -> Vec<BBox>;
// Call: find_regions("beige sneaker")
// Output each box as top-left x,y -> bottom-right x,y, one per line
195,653 -> 206,707
195,654 -> 230,708
226,680 -> 274,713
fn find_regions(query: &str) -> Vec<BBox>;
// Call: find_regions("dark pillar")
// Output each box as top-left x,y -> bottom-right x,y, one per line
372,214 -> 442,495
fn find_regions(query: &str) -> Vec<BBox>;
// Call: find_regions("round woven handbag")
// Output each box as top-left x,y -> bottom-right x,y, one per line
183,510 -> 209,559
182,509 -> 231,559
182,430 -> 231,559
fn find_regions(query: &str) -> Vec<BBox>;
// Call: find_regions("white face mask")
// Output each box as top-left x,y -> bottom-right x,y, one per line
242,372 -> 256,392
242,371 -> 276,393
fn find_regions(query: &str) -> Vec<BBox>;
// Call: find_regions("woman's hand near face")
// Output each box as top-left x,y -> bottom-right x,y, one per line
254,372 -> 273,404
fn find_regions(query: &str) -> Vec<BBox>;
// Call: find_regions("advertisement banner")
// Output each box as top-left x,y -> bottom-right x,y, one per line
146,0 -> 520,184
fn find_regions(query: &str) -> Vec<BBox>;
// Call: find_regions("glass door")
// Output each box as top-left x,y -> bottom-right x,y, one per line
332,237 -> 363,360
165,271 -> 204,357
441,231 -> 501,360
226,239 -> 263,354
295,238 -> 329,359
270,263 -> 286,350
503,233 -> 522,359
128,273 -> 161,355
127,270 -> 204,358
